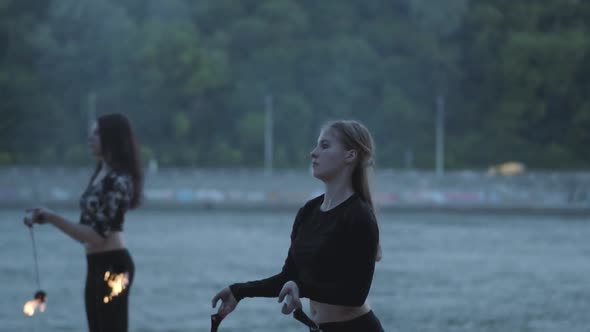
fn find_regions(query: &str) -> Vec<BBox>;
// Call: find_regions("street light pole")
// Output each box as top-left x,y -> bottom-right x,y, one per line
435,94 -> 445,176
264,94 -> 273,176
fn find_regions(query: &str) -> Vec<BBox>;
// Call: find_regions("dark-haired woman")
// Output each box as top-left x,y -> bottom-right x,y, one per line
25,113 -> 143,332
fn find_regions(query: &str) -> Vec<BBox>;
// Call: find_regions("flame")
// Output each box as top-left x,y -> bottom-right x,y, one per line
23,291 -> 47,316
103,271 -> 129,304
23,299 -> 46,316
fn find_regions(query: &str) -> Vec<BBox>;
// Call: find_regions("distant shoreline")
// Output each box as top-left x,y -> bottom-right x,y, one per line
2,201 -> 588,217
2,168 -> 589,217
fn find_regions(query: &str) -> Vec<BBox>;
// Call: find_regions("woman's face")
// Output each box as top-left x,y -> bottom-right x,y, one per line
310,128 -> 352,182
88,122 -> 102,158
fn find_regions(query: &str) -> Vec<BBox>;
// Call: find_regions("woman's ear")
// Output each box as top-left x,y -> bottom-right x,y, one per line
345,149 -> 358,164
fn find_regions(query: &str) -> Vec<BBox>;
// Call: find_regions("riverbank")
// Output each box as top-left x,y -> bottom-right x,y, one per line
1,167 -> 589,216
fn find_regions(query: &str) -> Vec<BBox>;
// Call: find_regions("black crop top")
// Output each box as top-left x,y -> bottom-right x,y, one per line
230,193 -> 380,306
79,170 -> 133,238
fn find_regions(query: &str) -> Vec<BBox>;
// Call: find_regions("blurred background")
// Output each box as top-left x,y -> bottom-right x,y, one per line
1,0 -> 589,331
2,0 -> 589,170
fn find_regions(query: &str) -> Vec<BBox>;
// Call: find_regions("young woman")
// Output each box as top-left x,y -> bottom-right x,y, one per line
25,113 -> 143,332
212,120 -> 384,331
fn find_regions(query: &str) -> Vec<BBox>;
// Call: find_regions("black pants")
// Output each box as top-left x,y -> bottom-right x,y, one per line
85,249 -> 135,332
314,311 -> 384,332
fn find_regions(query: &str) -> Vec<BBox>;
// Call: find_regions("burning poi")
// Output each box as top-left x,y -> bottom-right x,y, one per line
23,213 -> 47,316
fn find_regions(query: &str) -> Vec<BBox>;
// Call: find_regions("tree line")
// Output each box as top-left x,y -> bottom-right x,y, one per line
2,0 -> 588,170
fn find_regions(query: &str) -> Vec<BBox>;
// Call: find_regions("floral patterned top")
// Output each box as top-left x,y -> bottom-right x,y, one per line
79,170 -> 133,238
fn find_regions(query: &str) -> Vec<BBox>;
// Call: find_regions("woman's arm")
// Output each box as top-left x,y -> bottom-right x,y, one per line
229,251 -> 297,300
228,207 -> 306,301
49,213 -> 105,246
31,208 -> 105,246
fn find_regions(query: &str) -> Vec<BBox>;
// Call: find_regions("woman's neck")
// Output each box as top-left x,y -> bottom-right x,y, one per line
91,161 -> 111,186
100,160 -> 112,173
322,177 -> 354,211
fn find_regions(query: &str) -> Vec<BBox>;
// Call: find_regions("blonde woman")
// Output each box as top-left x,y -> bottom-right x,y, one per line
212,120 -> 384,331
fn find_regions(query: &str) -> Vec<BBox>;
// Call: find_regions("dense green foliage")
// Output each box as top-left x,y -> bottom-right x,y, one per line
1,0 -> 588,169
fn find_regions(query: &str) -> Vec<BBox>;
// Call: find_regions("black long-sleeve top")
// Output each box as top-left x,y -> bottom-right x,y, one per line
230,193 -> 380,306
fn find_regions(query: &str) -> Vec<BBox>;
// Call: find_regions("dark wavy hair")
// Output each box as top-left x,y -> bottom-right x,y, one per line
91,113 -> 143,209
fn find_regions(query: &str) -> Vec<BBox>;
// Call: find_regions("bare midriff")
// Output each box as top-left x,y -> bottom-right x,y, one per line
85,231 -> 126,254
309,300 -> 371,324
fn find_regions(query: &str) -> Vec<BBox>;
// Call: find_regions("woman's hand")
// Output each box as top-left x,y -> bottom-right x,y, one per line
278,280 -> 301,315
211,287 -> 239,318
24,207 -> 56,227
